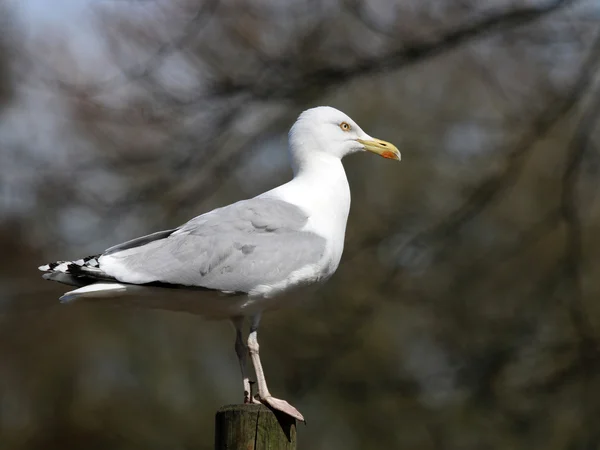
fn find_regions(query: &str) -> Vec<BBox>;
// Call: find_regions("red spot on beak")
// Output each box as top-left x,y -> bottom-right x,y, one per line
381,151 -> 397,159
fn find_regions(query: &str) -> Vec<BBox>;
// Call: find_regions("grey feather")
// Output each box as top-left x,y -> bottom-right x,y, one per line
104,229 -> 176,255
42,272 -> 88,287
100,197 -> 326,293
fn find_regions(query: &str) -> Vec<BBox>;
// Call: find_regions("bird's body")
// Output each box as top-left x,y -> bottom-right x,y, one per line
38,106 -> 400,421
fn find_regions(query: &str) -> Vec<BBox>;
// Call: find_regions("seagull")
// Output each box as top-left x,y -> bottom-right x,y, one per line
38,106 -> 400,422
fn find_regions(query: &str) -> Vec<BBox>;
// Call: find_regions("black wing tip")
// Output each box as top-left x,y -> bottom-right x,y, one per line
38,254 -> 102,273
38,261 -> 65,272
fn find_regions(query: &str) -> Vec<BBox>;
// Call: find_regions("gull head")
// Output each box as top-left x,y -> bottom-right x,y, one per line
288,106 -> 400,169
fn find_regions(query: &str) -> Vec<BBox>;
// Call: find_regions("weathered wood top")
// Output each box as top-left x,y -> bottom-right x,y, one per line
215,404 -> 297,450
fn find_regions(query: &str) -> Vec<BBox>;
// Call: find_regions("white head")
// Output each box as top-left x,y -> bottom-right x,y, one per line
288,106 -> 400,173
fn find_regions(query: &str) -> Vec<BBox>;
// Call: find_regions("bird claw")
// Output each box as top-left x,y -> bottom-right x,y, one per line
244,394 -> 261,404
259,395 -> 305,422
244,381 -> 261,404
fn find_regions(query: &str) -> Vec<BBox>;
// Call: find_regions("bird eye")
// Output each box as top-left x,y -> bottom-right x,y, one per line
340,122 -> 351,131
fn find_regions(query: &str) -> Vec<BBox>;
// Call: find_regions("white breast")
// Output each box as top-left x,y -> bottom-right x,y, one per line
260,154 -> 351,278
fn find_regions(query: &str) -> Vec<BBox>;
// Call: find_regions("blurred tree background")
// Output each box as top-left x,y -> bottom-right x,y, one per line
1,0 -> 600,448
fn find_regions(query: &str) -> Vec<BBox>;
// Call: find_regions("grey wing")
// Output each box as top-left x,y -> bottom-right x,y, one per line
97,197 -> 327,293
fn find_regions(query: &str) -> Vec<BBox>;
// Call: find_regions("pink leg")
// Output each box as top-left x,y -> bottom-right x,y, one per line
247,314 -> 305,422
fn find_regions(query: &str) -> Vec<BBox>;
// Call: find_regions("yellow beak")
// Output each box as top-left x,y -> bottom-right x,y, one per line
357,138 -> 401,161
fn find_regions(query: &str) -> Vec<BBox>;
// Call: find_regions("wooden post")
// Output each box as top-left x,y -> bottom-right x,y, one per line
215,404 -> 297,450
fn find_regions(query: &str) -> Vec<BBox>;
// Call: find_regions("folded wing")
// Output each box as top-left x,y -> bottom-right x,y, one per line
98,197 -> 326,294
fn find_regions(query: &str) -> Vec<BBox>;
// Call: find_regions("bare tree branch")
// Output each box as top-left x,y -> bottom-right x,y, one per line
380,30 -> 600,275
213,0 -> 578,100
55,0 -> 219,97
560,76 -> 600,349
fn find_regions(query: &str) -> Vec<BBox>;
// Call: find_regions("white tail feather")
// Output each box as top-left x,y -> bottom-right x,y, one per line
60,282 -> 130,303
